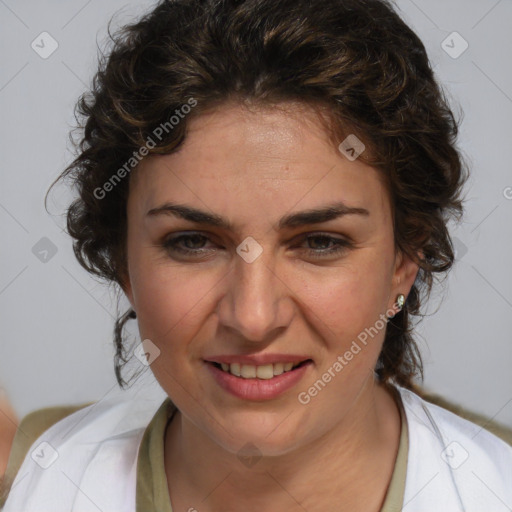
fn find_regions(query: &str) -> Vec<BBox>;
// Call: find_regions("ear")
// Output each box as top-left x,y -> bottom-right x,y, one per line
388,249 -> 420,315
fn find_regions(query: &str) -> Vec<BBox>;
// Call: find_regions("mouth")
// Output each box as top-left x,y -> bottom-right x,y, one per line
205,359 -> 312,379
205,358 -> 313,400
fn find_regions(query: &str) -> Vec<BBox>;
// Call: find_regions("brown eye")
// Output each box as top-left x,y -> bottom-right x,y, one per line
297,234 -> 352,259
162,232 -> 215,257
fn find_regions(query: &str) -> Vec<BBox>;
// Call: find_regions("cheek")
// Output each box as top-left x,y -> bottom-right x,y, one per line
130,261 -> 220,346
298,258 -> 391,351
128,238 -> 393,358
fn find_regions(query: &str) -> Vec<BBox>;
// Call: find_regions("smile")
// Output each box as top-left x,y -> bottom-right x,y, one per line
212,361 -> 306,379
205,359 -> 313,400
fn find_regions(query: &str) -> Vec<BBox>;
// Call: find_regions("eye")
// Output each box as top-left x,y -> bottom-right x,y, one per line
295,233 -> 353,259
160,231 -> 353,260
162,232 -> 216,257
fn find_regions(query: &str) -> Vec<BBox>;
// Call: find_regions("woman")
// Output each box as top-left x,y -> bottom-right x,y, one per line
2,0 -> 511,510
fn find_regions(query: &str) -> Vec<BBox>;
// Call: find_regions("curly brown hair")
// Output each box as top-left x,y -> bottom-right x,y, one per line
47,0 -> 469,390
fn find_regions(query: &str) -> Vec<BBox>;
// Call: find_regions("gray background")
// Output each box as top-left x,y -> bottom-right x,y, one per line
0,0 -> 511,426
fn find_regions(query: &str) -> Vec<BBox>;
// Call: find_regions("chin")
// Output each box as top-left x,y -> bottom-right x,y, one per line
204,414 -> 309,459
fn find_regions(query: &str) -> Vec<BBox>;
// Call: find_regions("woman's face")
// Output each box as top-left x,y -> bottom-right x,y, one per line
123,101 -> 419,455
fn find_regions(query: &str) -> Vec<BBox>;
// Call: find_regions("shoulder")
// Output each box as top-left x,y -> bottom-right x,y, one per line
0,396 -> 163,511
401,385 -> 512,448
397,385 -> 512,510
0,402 -> 92,508
418,388 -> 512,446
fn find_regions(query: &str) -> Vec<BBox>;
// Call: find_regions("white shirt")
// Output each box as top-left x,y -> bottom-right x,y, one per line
3,386 -> 512,511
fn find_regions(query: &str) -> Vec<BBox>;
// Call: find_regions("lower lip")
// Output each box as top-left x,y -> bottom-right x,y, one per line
205,361 -> 312,401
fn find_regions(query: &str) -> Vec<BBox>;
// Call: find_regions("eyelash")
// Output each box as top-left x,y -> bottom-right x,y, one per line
161,232 -> 352,259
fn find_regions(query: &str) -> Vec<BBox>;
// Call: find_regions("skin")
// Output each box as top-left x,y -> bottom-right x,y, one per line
122,100 -> 419,512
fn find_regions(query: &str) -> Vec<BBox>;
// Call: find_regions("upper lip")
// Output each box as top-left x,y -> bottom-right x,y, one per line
205,354 -> 312,365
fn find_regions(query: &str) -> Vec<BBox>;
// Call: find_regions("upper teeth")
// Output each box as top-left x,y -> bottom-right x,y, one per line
219,362 -> 301,379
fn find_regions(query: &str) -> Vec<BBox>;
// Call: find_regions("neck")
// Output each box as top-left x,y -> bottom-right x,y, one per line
164,379 -> 401,512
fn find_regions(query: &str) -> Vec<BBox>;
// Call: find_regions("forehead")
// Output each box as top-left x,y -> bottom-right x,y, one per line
128,102 -> 391,228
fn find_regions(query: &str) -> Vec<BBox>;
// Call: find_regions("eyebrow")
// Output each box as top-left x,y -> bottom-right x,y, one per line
146,201 -> 370,230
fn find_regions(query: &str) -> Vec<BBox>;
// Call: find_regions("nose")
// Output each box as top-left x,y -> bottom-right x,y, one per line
216,249 -> 294,343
